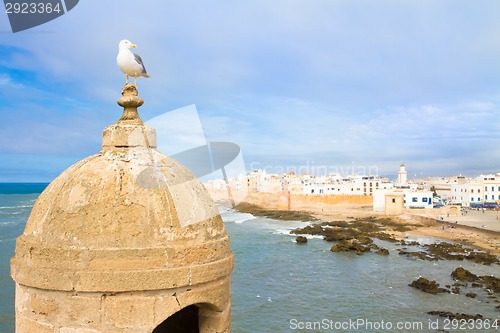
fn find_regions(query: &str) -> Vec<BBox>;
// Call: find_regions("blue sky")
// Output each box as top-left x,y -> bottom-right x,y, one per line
1,0 -> 499,182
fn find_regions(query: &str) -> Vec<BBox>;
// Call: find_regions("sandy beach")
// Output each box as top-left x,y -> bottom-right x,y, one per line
227,195 -> 500,256
209,186 -> 500,256
307,204 -> 500,256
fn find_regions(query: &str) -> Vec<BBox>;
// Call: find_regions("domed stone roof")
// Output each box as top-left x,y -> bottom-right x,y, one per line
11,85 -> 233,293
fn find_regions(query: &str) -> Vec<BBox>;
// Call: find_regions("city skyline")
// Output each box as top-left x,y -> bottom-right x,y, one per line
1,1 -> 500,182
208,165 -> 500,182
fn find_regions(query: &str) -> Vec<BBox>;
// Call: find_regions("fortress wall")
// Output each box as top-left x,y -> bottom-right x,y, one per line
208,189 -> 373,211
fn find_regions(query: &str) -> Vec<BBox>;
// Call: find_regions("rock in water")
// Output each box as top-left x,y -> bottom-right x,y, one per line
296,236 -> 308,244
427,311 -> 484,321
451,267 -> 480,282
375,248 -> 390,256
331,239 -> 371,255
409,277 -> 448,294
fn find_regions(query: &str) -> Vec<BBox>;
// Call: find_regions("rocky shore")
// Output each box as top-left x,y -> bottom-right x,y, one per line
231,200 -> 500,255
231,201 -> 500,323
234,202 -> 318,222
409,267 -> 500,323
289,217 -> 499,265
232,200 -> 500,265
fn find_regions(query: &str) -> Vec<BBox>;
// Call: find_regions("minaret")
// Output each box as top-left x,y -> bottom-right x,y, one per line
11,84 -> 233,333
397,163 -> 408,186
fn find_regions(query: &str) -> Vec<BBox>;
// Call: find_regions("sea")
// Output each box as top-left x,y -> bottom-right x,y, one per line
0,183 -> 498,333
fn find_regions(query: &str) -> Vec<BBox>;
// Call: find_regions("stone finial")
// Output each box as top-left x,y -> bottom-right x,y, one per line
101,84 -> 156,149
117,84 -> 144,125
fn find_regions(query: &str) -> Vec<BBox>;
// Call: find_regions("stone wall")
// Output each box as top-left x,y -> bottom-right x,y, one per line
208,189 -> 373,211
15,276 -> 231,333
385,193 -> 404,215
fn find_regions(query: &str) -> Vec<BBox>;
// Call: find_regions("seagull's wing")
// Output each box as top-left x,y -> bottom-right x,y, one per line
134,53 -> 148,75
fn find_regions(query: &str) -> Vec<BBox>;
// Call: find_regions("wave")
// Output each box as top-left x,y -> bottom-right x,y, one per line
404,234 -> 445,245
274,227 -> 323,240
2,211 -> 22,215
0,221 -> 22,226
0,236 -> 19,243
217,205 -> 257,224
222,211 -> 256,224
0,205 -> 33,210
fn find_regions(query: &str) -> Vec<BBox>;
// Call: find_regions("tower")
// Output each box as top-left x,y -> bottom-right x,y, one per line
397,163 -> 408,186
11,85 -> 233,333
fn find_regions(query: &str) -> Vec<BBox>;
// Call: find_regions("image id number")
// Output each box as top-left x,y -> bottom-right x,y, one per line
5,2 -> 62,14
443,318 -> 499,330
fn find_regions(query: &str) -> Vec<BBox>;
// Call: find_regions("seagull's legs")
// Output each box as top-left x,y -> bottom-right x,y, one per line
125,75 -> 129,84
134,76 -> 137,86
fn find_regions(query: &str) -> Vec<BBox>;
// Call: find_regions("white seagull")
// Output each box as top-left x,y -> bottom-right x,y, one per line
117,39 -> 150,85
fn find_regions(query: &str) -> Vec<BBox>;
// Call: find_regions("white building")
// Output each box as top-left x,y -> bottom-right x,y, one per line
450,182 -> 469,205
374,187 -> 433,211
218,169 -> 391,196
482,174 -> 500,203
448,173 -> 500,207
374,164 -> 433,212
304,175 -> 390,195
403,190 -> 433,209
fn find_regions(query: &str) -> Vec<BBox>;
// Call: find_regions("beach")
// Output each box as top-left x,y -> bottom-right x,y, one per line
312,205 -> 500,256
218,190 -> 500,256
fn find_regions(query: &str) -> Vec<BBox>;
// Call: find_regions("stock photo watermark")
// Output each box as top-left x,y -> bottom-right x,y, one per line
3,0 -> 79,32
289,317 -> 499,331
248,161 -> 380,177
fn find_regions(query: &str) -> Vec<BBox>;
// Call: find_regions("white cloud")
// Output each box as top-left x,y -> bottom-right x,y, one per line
1,1 -> 500,180
0,73 -> 25,89
0,73 -> 12,85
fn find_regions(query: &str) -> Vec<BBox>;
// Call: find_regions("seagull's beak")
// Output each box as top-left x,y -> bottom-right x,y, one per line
130,43 -> 137,48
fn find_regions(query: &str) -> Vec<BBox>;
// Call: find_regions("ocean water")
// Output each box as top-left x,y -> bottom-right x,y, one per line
0,184 -> 46,333
0,184 -> 499,333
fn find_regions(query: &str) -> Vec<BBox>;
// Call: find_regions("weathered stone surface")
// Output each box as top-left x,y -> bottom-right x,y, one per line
63,294 -> 102,326
59,328 -> 101,333
103,296 -> 156,328
199,302 -> 231,333
11,84 -> 233,333
16,314 -> 54,333
102,124 -> 156,149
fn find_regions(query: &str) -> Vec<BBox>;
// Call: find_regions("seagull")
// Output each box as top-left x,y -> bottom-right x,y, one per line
117,39 -> 150,85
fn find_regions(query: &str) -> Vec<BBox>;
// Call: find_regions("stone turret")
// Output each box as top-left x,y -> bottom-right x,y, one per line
11,84 -> 233,333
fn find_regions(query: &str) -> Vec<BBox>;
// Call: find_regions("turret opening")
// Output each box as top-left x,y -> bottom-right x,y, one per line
152,304 -> 199,333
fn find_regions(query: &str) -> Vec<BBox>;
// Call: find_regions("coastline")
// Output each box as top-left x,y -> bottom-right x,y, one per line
311,205 -> 500,256
227,199 -> 500,256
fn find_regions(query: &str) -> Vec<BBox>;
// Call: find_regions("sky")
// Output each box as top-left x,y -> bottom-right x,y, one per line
1,0 -> 500,182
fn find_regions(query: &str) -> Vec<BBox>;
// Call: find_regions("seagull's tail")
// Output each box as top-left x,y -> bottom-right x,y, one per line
143,73 -> 151,78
